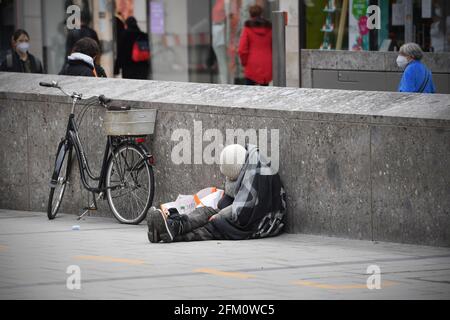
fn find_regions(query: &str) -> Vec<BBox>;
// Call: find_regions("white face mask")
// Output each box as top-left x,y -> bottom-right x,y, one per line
396,55 -> 409,69
17,42 -> 30,53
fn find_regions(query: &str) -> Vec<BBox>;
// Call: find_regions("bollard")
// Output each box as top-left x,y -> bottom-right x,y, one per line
272,11 -> 287,87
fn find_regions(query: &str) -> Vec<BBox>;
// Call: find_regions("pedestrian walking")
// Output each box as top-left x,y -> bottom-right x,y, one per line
238,4 -> 272,86
65,11 -> 100,59
0,29 -> 44,74
114,11 -> 126,76
397,43 -> 436,93
117,17 -> 150,79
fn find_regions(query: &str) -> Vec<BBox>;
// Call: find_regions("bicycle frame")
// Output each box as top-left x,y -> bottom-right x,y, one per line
52,119 -> 154,193
49,87 -> 154,196
50,112 -> 110,193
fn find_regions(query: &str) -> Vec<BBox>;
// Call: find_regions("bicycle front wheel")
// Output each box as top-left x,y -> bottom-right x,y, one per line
106,144 -> 154,224
47,145 -> 72,220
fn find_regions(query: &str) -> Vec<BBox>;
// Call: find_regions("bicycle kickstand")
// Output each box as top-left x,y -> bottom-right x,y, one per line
78,192 -> 101,221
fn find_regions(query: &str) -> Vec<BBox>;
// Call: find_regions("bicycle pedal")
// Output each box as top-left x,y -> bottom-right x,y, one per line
83,206 -> 97,211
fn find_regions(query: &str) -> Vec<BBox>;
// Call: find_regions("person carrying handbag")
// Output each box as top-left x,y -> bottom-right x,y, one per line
397,43 -> 436,93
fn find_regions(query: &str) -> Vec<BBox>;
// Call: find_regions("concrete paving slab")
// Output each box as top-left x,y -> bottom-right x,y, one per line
0,209 -> 449,300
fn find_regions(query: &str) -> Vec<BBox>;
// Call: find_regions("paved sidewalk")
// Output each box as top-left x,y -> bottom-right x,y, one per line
0,209 -> 449,300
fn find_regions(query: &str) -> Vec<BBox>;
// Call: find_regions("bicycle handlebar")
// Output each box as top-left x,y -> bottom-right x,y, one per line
98,95 -> 130,111
107,105 -> 131,111
38,81 -> 129,110
39,81 -> 59,88
98,95 -> 111,105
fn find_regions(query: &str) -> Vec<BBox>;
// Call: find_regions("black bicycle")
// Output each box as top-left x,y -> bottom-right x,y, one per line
40,81 -> 155,224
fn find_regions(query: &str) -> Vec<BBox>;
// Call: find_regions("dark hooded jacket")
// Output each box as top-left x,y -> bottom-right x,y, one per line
59,52 -> 106,77
117,22 -> 149,79
238,17 -> 272,84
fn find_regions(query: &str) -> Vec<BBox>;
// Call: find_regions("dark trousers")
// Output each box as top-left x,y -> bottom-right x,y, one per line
173,207 -> 224,242
122,63 -> 149,79
245,78 -> 269,86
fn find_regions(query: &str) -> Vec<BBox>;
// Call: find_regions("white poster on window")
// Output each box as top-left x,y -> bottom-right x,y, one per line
349,0 -> 369,51
421,0 -> 432,18
392,2 -> 405,26
150,1 -> 164,35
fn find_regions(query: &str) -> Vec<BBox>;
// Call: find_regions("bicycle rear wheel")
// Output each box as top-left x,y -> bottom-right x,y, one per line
47,144 -> 72,220
106,144 -> 154,224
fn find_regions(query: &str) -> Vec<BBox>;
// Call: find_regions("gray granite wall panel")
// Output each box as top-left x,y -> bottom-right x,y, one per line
371,125 -> 450,246
1,73 -> 449,246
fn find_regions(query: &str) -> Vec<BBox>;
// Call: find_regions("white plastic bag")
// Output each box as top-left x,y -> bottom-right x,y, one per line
161,187 -> 224,215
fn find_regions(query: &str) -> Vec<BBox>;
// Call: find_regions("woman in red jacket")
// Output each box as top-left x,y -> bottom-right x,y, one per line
238,5 -> 272,86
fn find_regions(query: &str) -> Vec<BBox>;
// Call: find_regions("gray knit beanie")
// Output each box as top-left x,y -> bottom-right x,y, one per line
219,144 -> 246,181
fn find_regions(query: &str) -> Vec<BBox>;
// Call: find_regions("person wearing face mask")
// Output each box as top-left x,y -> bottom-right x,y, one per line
397,43 -> 435,93
0,29 -> 44,74
146,144 -> 286,243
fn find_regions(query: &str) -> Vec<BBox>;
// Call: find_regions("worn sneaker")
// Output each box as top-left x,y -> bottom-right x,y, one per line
147,207 -> 161,243
151,207 -> 181,243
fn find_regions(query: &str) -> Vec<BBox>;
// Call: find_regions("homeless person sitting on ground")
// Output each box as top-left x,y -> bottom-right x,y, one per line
147,144 -> 286,243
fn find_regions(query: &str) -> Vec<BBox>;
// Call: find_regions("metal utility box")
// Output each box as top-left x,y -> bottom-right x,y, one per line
312,70 -> 450,93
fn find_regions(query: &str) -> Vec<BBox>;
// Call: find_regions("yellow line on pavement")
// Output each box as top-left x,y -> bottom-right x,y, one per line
293,280 -> 397,290
73,255 -> 147,265
194,268 -> 256,279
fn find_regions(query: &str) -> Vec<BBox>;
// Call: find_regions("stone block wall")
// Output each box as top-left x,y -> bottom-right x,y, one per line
1,73 -> 449,246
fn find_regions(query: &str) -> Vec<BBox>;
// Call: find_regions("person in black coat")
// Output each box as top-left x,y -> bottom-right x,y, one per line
117,17 -> 150,79
0,29 -> 44,73
65,9 -> 100,58
60,37 -> 106,78
114,11 -> 126,75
